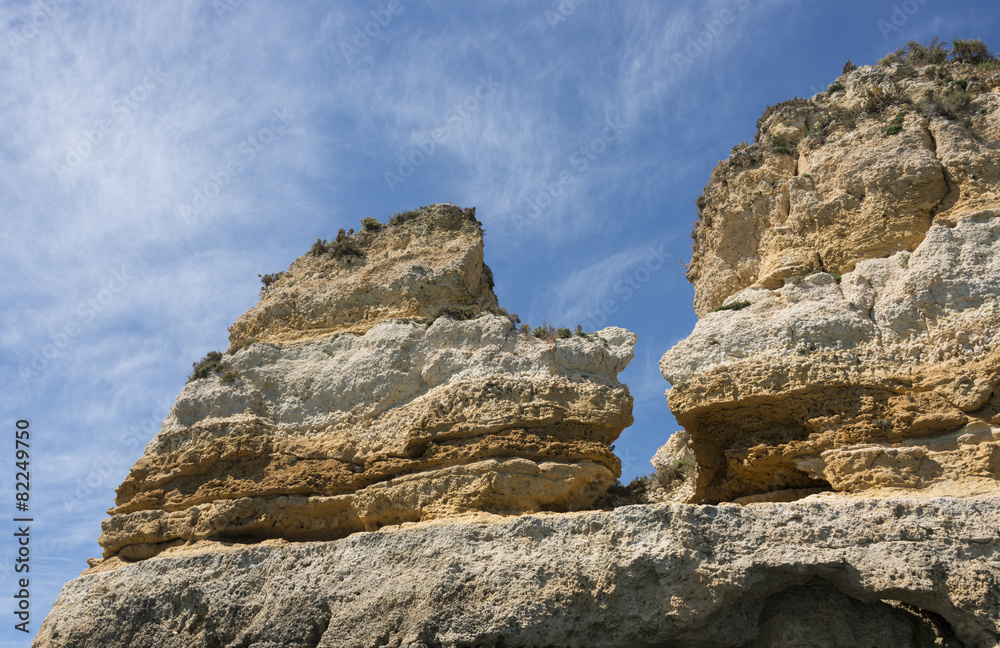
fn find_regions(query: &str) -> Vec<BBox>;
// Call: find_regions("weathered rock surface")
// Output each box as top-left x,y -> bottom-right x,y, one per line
37,497 -> 1000,648
99,204 -> 635,561
228,205 -> 497,349
687,62 -> 1000,317
660,60 -> 1000,504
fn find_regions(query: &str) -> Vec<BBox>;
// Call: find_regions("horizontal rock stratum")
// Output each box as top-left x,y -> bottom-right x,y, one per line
657,60 -> 1000,506
99,204 -> 636,561
35,498 -> 1000,647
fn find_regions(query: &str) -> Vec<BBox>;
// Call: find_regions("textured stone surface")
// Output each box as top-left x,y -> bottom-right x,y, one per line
661,59 -> 1000,504
37,497 -> 1000,648
227,204 -> 498,349
98,205 -> 636,560
661,212 -> 1000,504
687,63 -> 1000,317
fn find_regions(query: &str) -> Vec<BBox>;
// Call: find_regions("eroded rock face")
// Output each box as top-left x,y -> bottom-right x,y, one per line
659,61 -> 1000,505
99,205 -> 636,561
227,205 -> 498,349
687,63 -> 1000,318
37,497 -> 1000,648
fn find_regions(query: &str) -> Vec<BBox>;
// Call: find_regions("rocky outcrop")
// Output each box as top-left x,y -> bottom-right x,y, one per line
687,63 -> 1000,317
98,204 -> 636,561
36,497 -> 1000,648
660,60 -> 1000,505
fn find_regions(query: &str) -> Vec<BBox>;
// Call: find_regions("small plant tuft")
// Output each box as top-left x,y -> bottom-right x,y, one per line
842,59 -> 857,75
220,370 -> 241,384
556,327 -> 572,339
424,306 -> 477,326
532,319 -> 556,339
361,217 -> 382,232
830,106 -> 862,131
863,84 -> 900,115
309,238 -> 327,257
915,86 -> 975,120
712,300 -> 751,313
905,37 -> 949,66
656,457 -> 697,488
872,417 -> 894,430
328,228 -> 364,258
827,82 -> 845,94
883,111 -> 906,136
594,475 -> 649,508
879,48 -> 905,66
388,205 -> 437,227
258,272 -> 285,290
951,38 -> 992,65
188,351 -> 225,382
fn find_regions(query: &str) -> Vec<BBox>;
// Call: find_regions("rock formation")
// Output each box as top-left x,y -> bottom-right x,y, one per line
658,59 -> 1000,506
34,498 -> 1000,648
99,204 -> 636,563
36,55 -> 1000,648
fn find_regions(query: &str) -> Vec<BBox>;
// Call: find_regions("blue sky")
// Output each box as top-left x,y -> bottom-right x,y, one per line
2,0 -> 999,643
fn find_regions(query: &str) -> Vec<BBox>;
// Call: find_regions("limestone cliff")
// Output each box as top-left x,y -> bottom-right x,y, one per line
99,204 -> 636,562
35,498 -> 1000,648
659,59 -> 1000,505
